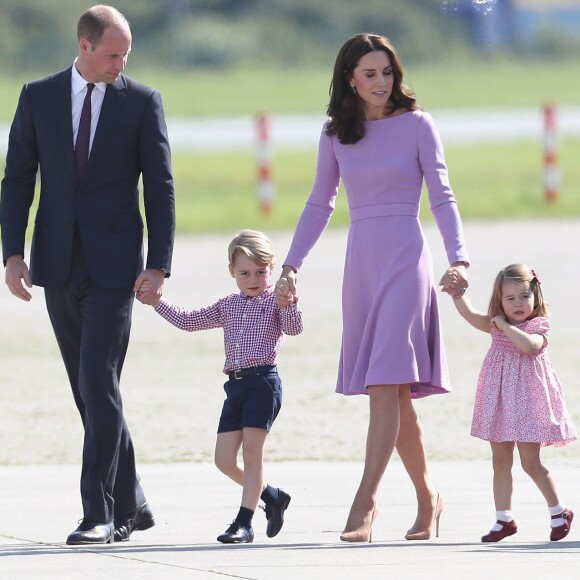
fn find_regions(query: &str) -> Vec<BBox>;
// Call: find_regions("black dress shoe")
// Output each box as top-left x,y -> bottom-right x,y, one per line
217,522 -> 254,544
114,502 -> 156,542
264,489 -> 291,538
66,519 -> 114,545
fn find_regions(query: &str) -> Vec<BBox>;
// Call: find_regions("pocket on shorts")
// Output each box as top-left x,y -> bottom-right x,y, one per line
260,373 -> 281,395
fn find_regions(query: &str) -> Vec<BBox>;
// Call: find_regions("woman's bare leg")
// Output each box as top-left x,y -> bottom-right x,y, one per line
395,386 -> 441,539
341,384 -> 400,542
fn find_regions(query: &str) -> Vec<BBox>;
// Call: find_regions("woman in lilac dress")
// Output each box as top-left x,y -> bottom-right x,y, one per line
276,33 -> 470,542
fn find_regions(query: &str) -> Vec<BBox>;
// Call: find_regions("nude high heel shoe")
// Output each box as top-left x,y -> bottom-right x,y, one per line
340,506 -> 378,543
405,492 -> 444,541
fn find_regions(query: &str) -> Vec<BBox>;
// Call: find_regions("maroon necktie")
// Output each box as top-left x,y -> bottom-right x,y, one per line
75,83 -> 95,179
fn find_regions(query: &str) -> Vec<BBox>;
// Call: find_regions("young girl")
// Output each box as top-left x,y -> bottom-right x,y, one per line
452,263 -> 576,542
137,230 -> 303,544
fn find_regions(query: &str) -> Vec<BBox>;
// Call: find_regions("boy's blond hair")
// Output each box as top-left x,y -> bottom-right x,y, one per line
228,230 -> 276,268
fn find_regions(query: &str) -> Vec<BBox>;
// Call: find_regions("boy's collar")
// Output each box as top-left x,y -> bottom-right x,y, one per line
241,287 -> 273,300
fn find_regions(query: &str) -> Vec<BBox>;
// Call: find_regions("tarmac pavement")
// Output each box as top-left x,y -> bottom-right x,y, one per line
1,459 -> 579,579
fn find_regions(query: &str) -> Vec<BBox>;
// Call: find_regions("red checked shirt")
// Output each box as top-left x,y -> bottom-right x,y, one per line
154,287 -> 303,373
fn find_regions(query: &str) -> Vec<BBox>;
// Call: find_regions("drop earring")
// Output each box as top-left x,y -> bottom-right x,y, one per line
350,81 -> 357,95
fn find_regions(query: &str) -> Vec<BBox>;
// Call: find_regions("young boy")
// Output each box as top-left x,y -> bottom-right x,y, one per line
137,230 -> 303,543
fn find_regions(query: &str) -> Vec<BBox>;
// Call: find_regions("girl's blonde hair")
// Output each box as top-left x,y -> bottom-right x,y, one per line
228,230 -> 276,268
488,263 -> 548,319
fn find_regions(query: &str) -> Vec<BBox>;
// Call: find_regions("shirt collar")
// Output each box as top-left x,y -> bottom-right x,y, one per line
71,59 -> 107,95
241,287 -> 273,301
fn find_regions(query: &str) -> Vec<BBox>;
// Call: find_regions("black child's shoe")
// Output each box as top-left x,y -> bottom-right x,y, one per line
217,521 -> 254,544
263,489 -> 291,538
114,502 -> 156,542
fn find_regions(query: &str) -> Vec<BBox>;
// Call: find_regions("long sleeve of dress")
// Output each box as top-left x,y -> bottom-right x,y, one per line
418,113 -> 470,266
284,127 -> 339,271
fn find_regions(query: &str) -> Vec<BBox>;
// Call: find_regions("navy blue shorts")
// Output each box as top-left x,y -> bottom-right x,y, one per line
217,366 -> 282,433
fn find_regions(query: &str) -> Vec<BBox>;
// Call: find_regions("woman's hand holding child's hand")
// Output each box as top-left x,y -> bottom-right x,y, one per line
439,264 -> 468,297
275,278 -> 295,308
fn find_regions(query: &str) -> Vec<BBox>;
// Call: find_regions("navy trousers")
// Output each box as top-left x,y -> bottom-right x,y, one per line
44,236 -> 145,523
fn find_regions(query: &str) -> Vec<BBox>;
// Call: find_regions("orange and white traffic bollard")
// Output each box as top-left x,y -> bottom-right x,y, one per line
543,103 -> 560,203
256,113 -> 275,214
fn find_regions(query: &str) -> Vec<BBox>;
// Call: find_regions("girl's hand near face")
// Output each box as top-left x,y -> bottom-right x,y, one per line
493,315 -> 544,354
491,315 -> 509,331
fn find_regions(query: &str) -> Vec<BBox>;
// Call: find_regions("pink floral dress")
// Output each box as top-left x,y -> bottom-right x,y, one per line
471,317 -> 576,446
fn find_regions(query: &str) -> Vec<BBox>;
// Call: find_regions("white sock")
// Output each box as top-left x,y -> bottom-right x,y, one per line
491,510 -> 514,531
549,503 -> 566,527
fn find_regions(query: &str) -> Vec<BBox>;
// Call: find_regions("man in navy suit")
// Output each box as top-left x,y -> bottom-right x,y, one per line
0,5 -> 175,544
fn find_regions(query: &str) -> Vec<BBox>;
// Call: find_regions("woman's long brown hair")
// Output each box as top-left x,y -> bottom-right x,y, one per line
326,33 -> 418,145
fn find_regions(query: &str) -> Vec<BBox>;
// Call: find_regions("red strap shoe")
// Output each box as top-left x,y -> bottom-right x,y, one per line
481,519 -> 518,542
550,509 -> 574,542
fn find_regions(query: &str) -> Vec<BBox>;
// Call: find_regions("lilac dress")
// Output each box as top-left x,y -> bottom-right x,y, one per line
284,111 -> 469,398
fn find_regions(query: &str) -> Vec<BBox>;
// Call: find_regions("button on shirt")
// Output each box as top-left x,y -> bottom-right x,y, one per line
155,287 -> 303,373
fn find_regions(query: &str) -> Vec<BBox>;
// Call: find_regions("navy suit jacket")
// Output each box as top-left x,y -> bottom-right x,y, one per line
0,67 -> 175,288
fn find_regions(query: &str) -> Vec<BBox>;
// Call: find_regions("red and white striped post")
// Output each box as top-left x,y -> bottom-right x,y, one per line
256,113 -> 275,214
543,103 -> 560,203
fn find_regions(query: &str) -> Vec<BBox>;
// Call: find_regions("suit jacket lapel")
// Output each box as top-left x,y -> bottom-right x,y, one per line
52,68 -> 76,179
86,75 -> 128,179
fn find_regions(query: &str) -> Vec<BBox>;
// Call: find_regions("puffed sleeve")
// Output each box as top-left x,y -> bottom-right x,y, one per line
524,316 -> 550,347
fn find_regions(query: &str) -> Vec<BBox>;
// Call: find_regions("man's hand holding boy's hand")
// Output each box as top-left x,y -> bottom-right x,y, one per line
135,278 -> 162,307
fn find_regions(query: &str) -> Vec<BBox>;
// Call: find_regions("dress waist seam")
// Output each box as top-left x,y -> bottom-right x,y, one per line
350,203 -> 419,222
